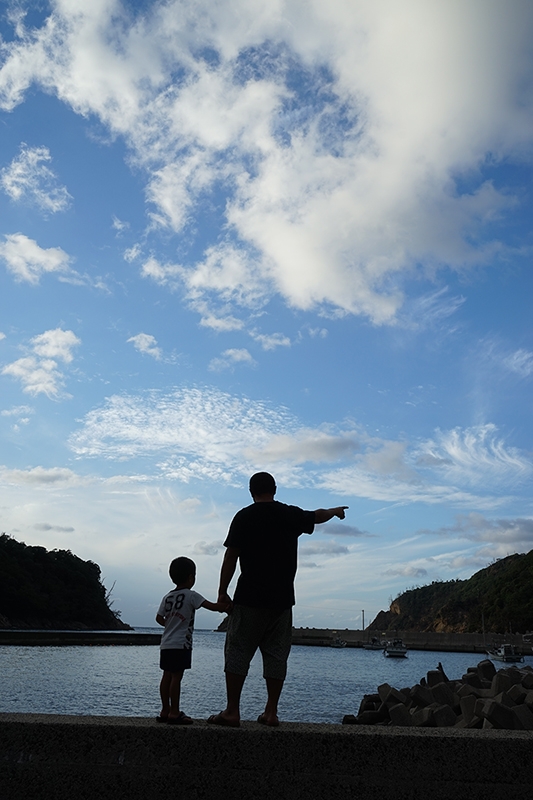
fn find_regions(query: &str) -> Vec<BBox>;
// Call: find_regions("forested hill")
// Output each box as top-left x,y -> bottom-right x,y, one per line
0,534 -> 131,630
369,550 -> 533,634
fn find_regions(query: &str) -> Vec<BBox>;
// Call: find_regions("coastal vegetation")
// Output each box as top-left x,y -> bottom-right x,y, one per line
369,550 -> 533,634
0,534 -> 131,630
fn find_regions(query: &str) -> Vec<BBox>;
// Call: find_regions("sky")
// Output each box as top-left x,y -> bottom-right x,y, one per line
0,0 -> 532,630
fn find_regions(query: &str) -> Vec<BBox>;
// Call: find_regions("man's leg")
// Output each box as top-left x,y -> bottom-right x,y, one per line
218,670 -> 246,724
258,608 -> 292,726
261,677 -> 284,726
208,605 -> 256,726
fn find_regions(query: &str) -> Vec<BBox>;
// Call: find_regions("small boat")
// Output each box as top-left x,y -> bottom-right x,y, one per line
330,636 -> 347,648
486,644 -> 524,663
384,638 -> 408,658
363,637 -> 385,651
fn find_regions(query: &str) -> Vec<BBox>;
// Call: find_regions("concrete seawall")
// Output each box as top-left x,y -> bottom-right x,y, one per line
292,628 -> 533,654
1,713 -> 532,800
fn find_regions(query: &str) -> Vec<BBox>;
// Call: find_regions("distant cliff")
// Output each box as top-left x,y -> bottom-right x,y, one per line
0,534 -> 131,630
368,550 -> 533,634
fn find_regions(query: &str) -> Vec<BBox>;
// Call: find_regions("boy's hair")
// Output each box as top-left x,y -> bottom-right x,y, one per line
249,471 -> 276,497
169,556 -> 196,585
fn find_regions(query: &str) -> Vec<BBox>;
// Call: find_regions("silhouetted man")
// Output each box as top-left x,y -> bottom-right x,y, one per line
207,471 -> 348,727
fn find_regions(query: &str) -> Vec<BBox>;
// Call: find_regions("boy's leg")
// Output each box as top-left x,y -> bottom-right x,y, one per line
159,670 -> 172,719
168,670 -> 184,718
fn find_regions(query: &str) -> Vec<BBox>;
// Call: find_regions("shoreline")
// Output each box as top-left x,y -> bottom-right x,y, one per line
1,626 -> 532,654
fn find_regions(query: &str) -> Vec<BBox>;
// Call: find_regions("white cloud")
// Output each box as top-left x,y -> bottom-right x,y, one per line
426,512 -> 533,546
208,348 -> 256,372
0,466 -> 80,486
299,541 -> 350,557
382,565 -> 428,579
34,522 -> 75,532
1,2 -> 530,322
192,540 -> 223,556
0,405 -> 33,418
0,233 -> 72,284
1,144 -> 71,213
127,333 -> 162,360
0,333 -> 6,341
250,331 -> 291,351
245,430 -> 360,464
30,329 -> 80,363
1,328 -> 81,398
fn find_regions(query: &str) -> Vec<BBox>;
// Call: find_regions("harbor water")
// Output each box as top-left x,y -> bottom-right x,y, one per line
1,629 -> 532,724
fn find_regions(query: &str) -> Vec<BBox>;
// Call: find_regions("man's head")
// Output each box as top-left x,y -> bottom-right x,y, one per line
169,556 -> 196,587
249,471 -> 276,499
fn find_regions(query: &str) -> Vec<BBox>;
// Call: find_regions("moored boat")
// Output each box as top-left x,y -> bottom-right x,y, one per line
363,636 -> 385,650
486,643 -> 524,663
330,636 -> 347,648
384,638 -> 408,657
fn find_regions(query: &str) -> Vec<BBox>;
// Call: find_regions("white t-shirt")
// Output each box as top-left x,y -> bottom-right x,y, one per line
158,587 -> 205,650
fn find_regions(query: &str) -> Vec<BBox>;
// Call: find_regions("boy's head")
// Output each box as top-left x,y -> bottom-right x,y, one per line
249,471 -> 276,499
169,556 -> 196,587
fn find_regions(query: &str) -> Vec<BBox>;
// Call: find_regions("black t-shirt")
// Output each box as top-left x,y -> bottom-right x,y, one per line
224,501 -> 315,609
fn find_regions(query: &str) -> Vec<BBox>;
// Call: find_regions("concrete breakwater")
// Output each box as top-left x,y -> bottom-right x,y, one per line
1,713 -> 532,800
0,630 -> 161,646
2,627 -> 532,654
292,627 -> 533,654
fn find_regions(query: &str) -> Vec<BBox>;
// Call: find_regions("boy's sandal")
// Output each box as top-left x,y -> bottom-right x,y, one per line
167,711 -> 193,725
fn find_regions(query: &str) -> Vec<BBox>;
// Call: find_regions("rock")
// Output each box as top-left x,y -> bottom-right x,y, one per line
388,703 -> 412,726
430,681 -> 455,707
426,670 -> 444,687
347,660 -> 533,731
476,659 -> 497,682
409,683 -> 434,708
511,704 -> 533,730
432,704 -> 457,727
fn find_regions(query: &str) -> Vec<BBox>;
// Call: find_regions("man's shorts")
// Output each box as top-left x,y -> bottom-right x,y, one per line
224,605 -> 293,680
160,648 -> 192,673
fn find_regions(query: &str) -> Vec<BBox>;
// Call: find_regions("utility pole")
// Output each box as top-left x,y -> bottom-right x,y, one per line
362,610 -> 365,632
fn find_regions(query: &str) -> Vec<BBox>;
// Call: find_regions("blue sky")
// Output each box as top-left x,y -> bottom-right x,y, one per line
0,0 -> 532,629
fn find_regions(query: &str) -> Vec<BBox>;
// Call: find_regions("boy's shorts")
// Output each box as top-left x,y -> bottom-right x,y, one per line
224,605 -> 292,681
160,648 -> 192,673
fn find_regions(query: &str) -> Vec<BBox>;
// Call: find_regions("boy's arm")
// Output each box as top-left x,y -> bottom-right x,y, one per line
155,614 -> 165,626
201,599 -> 229,613
314,506 -> 348,524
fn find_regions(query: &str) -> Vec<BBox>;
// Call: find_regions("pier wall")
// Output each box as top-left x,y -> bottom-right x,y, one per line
1,714 -> 532,800
292,628 -> 531,654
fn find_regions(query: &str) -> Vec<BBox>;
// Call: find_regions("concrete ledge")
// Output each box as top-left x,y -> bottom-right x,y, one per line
1,714 -> 533,799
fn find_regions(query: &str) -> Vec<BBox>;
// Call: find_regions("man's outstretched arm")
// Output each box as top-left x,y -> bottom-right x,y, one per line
217,546 -> 240,605
314,506 -> 349,524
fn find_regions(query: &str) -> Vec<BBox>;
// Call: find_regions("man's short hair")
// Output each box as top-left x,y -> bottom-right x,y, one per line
249,472 -> 276,497
169,556 -> 196,585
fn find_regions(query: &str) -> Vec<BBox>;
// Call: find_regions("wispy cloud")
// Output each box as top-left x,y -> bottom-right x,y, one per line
68,387 -> 532,507
1,144 -> 71,213
2,328 -> 81,398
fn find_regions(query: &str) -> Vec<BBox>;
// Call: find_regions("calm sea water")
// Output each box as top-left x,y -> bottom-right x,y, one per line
1,630 -> 531,724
